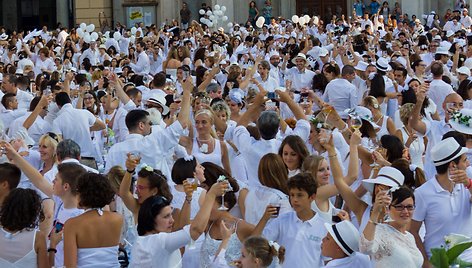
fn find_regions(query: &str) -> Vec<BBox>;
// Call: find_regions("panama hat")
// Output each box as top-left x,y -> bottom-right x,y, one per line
431,137 -> 468,166
362,166 -> 405,193
324,220 -> 360,256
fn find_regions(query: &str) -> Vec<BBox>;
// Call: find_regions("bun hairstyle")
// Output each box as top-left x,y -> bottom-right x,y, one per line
244,236 -> 285,266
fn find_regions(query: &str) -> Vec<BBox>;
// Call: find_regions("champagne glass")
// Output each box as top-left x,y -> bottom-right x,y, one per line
186,178 -> 198,191
368,138 -> 380,167
322,106 -> 333,122
217,178 -> 232,211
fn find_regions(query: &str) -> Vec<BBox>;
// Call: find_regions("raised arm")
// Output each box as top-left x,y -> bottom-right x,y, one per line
276,89 -> 305,120
23,95 -> 49,130
237,87 -> 266,127
329,130 -> 368,221
3,142 -> 53,197
410,84 -> 428,135
119,154 -> 140,215
177,78 -> 192,129
173,180 -> 194,231
109,73 -> 131,105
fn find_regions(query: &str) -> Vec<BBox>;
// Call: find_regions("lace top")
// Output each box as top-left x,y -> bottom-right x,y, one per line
359,224 -> 423,268
0,228 -> 37,268
200,221 -> 242,267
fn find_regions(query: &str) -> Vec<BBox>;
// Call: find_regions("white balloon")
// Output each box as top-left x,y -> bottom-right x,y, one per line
207,21 -> 213,27
209,15 -> 215,20
77,28 -> 84,38
298,17 -> 306,25
206,10 -> 212,16
80,23 -> 87,30
221,6 -> 226,12
199,9 -> 205,15
200,17 -> 206,23
83,34 -> 91,43
214,4 -> 220,10
257,16 -> 265,24
313,16 -> 319,25
227,22 -> 233,28
84,32 -> 91,39
131,27 -> 137,35
304,15 -> 310,21
90,32 -> 99,41
86,24 -> 95,32
215,10 -> 222,16
113,32 -> 122,40
256,20 -> 264,28
222,16 -> 228,22
291,15 -> 299,24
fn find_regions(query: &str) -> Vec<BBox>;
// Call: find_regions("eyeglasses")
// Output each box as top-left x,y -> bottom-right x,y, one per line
135,185 -> 150,191
392,204 -> 415,211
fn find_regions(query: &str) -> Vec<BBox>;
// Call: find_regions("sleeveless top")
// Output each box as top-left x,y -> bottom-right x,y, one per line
400,127 -> 425,169
77,246 -> 120,267
192,137 -> 224,168
76,208 -> 120,267
0,228 -> 37,268
200,221 -> 242,267
376,115 -> 389,139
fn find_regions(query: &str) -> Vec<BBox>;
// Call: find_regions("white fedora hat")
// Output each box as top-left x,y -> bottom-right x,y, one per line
376,57 -> 390,72
362,166 -> 405,193
451,109 -> 472,135
147,93 -> 170,115
324,220 -> 360,256
355,61 -> 369,72
431,137 -> 468,166
457,66 -> 470,75
291,53 -> 309,65
436,46 -> 451,56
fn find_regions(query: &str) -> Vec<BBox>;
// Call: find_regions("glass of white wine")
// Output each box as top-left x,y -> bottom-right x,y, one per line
351,114 -> 363,130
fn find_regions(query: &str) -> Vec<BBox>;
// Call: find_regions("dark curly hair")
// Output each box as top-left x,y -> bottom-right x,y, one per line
138,168 -> 173,202
77,173 -> 116,208
0,188 -> 44,232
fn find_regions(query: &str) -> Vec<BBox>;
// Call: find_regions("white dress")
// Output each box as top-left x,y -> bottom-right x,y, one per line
359,224 -> 423,268
0,229 -> 37,268
77,246 -> 120,267
399,127 -> 425,170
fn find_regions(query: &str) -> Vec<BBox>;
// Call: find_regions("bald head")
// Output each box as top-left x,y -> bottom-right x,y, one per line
443,93 -> 464,119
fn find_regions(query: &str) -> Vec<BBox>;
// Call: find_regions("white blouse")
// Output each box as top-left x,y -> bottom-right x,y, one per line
359,224 -> 423,268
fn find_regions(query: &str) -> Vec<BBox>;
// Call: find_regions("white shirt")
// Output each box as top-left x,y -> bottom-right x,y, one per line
15,89 -> 34,110
322,78 -> 358,119
285,67 -> 316,91
80,47 -> 100,65
0,109 -> 27,132
244,186 -> 292,225
427,79 -> 454,120
323,253 -> 372,268
130,225 -> 191,268
105,121 -> 185,181
51,103 -> 97,158
255,75 -> 279,92
230,120 -> 310,186
413,178 -> 471,258
130,51 -> 151,75
263,211 -> 328,268
461,15 -> 472,28
33,56 -> 55,76
352,75 -> 369,105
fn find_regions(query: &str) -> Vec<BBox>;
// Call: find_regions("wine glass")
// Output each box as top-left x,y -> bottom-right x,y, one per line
368,138 -> 380,166
322,106 -> 333,122
217,178 -> 232,211
351,114 -> 363,130
383,189 -> 394,222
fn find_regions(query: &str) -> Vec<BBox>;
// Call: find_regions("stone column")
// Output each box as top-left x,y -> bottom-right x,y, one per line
56,0 -> 69,28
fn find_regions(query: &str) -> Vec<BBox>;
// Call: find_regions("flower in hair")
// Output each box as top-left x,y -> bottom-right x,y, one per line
217,175 -> 226,182
268,241 -> 281,251
184,155 -> 194,161
137,163 -> 153,172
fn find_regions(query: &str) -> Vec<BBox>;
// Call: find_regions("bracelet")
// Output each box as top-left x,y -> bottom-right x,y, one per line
368,219 -> 378,225
126,169 -> 135,174
185,196 -> 192,204
339,123 -> 349,133
466,179 -> 472,189
328,154 -> 337,158
48,248 -> 57,253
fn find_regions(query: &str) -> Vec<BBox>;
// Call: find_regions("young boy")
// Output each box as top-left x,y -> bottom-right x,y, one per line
253,173 -> 329,267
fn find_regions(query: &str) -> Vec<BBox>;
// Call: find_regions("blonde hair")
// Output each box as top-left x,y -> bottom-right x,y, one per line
107,166 -> 125,193
301,155 -> 325,183
38,133 -> 62,161
363,95 -> 380,110
399,103 -> 415,126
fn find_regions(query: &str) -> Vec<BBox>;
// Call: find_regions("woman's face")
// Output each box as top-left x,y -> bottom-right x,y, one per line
135,177 -> 157,204
233,39 -> 240,47
38,141 -> 55,162
229,101 -> 241,114
154,205 -> 175,233
215,110 -> 228,122
83,93 -> 95,108
195,113 -> 212,135
316,159 -> 330,186
66,50 -> 72,58
409,81 -> 420,93
389,197 -> 415,225
282,144 -> 301,171
194,162 -> 205,183
239,246 -> 258,268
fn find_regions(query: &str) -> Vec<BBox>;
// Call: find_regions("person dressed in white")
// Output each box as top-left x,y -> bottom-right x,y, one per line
1,74 -> 33,110
129,41 -> 150,75
80,41 -> 100,66
410,138 -> 472,267
51,92 -> 106,161
130,182 -> 228,268
322,65 -> 358,119
322,220 -> 372,268
284,53 -> 316,93
360,186 -> 422,267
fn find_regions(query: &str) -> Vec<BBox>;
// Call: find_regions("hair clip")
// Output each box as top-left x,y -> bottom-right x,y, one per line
268,241 -> 281,251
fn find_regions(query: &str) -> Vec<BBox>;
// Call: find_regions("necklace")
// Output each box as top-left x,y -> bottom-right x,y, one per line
84,207 -> 104,216
374,114 -> 383,125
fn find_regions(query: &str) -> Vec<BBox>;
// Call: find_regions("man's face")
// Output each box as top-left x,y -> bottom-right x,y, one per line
209,87 -> 222,99
295,59 -> 306,70
270,56 -> 280,67
136,44 -> 143,53
1,77 -> 14,93
394,70 -> 406,84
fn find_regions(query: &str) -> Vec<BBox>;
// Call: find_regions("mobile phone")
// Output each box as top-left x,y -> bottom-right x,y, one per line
55,222 -> 64,233
182,71 -> 189,81
267,91 -> 277,100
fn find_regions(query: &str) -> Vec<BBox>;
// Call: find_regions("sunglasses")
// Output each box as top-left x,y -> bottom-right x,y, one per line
47,132 -> 60,143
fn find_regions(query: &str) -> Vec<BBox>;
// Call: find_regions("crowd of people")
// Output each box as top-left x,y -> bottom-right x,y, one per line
1,1 -> 472,267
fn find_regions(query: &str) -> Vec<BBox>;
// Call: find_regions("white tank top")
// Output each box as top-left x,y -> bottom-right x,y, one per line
0,229 -> 37,268
77,246 -> 120,267
192,138 -> 224,167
